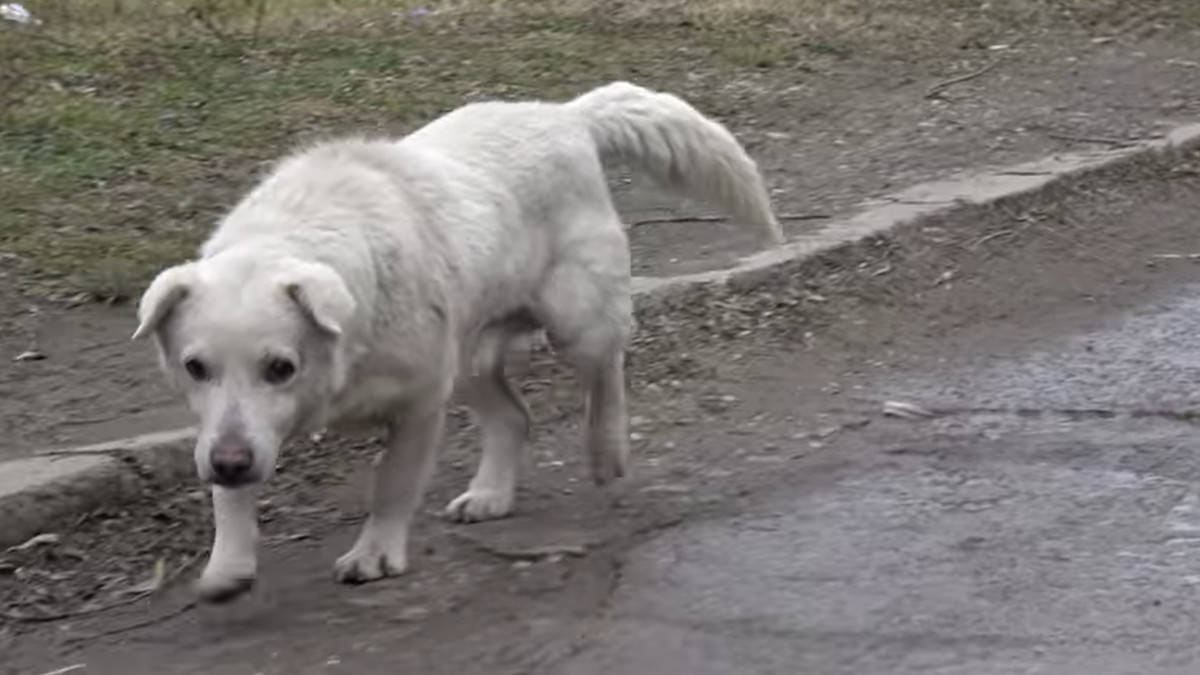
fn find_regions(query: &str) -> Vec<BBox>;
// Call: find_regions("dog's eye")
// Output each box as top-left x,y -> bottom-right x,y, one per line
263,357 -> 297,385
183,358 -> 209,382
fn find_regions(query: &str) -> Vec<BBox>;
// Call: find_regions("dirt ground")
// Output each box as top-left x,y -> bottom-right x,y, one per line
4,3 -> 1200,669
2,133 -> 1199,671
3,28 -> 1200,461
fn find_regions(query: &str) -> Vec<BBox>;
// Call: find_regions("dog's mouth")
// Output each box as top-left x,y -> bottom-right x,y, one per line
209,473 -> 261,488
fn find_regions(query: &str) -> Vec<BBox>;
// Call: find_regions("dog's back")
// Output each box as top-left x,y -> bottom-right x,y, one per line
403,82 -> 783,246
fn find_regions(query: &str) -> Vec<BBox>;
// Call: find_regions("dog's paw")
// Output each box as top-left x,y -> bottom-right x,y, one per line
590,441 -> 629,487
195,571 -> 255,604
446,488 -> 514,523
334,538 -> 408,584
195,554 -> 256,603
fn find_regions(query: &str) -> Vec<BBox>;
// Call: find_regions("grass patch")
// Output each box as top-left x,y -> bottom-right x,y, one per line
0,0 -> 1196,302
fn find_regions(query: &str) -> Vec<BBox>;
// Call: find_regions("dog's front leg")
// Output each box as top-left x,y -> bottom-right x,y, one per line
335,404 -> 445,583
196,484 -> 260,602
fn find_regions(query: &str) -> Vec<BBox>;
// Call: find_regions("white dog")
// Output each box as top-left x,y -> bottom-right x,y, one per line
132,81 -> 781,602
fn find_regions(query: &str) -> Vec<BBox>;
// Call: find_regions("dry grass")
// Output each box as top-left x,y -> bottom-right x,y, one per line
21,0 -> 1188,36
1,0 -> 1196,302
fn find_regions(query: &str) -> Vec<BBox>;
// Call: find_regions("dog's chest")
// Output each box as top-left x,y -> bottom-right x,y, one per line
326,375 -> 412,429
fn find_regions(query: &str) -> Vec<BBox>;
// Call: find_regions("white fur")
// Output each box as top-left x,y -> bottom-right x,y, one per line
133,81 -> 779,601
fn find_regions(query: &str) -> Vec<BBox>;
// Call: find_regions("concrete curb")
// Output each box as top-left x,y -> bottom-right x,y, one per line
0,429 -> 197,548
3,122 -> 1199,548
633,122 -> 1200,298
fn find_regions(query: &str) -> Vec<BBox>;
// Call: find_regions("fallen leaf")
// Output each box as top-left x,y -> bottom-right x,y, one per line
934,269 -> 957,286
883,400 -> 936,419
124,557 -> 166,595
9,533 -> 60,552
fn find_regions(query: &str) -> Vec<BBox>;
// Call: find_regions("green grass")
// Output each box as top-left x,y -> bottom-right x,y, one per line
1,0 -> 1197,302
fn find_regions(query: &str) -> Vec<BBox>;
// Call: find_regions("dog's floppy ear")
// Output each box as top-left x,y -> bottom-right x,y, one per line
132,262 -> 198,340
277,259 -> 356,337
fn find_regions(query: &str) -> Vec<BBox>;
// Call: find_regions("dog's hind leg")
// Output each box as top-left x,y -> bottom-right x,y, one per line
575,346 -> 630,486
446,330 -> 531,522
537,221 -> 634,486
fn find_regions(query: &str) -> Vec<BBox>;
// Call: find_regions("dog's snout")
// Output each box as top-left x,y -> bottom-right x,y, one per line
210,443 -> 254,485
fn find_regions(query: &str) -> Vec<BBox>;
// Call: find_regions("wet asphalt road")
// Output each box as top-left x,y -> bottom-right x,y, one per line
552,285 -> 1200,675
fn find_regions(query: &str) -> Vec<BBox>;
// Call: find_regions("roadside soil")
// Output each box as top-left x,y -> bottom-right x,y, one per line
3,29 -> 1199,461
2,141 -> 1199,673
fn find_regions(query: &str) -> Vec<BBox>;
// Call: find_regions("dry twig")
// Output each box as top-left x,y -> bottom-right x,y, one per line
35,665 -> 86,675
630,213 -> 830,228
69,600 -> 198,643
925,59 -> 1002,99
1046,133 -> 1137,147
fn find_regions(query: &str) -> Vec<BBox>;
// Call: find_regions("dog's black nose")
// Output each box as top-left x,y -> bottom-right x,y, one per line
211,444 -> 254,485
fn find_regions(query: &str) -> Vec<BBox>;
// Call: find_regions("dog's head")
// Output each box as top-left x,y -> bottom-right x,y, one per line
132,253 -> 356,486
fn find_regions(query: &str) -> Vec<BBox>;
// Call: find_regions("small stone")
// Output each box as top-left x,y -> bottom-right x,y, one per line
13,349 -> 45,362
0,3 -> 38,25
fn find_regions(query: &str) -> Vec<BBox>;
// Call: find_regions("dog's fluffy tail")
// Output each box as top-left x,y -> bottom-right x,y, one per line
568,81 -> 783,246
